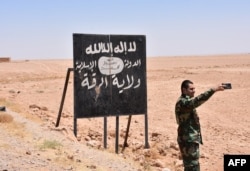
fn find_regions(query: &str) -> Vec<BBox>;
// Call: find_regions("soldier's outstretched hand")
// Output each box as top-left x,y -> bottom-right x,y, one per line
212,85 -> 225,92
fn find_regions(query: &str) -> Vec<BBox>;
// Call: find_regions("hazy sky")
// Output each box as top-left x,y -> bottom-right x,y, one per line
1,0 -> 250,59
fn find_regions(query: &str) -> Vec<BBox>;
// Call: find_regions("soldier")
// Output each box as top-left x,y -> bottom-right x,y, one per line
175,80 -> 224,171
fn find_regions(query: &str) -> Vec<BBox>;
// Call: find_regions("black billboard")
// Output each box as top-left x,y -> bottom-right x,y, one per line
73,34 -> 147,118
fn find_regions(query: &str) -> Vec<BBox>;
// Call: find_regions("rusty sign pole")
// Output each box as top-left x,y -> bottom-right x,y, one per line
56,68 -> 73,127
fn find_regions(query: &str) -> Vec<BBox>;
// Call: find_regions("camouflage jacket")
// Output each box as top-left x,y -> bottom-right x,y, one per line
175,89 -> 215,144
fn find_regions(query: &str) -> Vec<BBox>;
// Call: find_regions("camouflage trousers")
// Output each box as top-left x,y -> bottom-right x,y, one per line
178,142 -> 200,171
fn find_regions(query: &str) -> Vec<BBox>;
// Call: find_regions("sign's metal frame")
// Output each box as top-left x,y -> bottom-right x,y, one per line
56,34 -> 149,153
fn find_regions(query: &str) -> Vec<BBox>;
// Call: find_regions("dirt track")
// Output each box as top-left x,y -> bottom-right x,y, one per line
0,109 -> 139,171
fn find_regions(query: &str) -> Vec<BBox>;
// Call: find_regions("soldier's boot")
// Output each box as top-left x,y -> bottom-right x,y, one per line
184,164 -> 200,171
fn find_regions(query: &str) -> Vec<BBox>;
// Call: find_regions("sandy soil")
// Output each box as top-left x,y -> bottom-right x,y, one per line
0,54 -> 250,171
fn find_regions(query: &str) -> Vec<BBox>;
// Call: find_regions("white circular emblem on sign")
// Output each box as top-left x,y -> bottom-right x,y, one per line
98,56 -> 124,75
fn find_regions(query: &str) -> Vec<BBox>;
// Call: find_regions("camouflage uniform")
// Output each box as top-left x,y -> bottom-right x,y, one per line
175,89 -> 215,171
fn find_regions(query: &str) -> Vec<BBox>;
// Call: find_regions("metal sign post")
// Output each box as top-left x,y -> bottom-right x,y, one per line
56,68 -> 73,127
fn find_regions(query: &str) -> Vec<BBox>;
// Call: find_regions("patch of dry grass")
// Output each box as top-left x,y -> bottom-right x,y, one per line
0,97 -> 22,113
38,140 -> 62,151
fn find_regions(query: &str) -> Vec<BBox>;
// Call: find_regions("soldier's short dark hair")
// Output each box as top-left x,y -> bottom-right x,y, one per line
181,80 -> 193,92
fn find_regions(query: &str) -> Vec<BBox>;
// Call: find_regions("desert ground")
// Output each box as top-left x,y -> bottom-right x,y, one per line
0,54 -> 250,171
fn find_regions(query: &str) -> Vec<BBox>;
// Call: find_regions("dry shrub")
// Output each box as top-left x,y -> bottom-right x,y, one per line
0,113 -> 13,123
